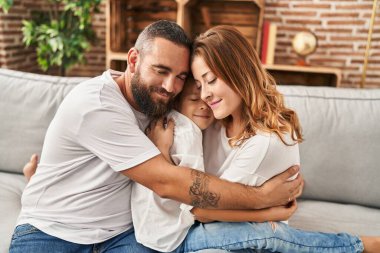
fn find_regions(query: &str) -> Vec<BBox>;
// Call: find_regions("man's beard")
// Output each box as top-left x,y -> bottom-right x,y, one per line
131,70 -> 175,119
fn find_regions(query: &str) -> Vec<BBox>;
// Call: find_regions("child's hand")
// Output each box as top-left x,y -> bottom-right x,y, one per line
145,117 -> 175,161
266,200 -> 298,221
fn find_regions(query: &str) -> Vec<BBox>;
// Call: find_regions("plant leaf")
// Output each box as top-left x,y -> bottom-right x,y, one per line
0,0 -> 13,13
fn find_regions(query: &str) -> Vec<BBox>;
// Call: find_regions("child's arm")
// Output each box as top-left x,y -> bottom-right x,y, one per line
191,200 -> 297,223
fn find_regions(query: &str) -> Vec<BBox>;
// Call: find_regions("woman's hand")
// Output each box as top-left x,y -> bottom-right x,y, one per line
265,200 -> 298,221
145,117 -> 175,162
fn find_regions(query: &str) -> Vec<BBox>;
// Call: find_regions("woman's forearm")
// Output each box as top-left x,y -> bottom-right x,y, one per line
191,207 -> 281,223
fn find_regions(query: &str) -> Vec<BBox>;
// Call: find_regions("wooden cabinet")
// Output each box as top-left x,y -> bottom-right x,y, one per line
264,64 -> 342,87
176,0 -> 264,48
106,0 -> 178,70
106,1 -> 339,87
106,0 -> 264,70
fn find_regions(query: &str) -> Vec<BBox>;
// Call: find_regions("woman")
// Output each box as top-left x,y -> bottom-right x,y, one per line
157,25 -> 379,253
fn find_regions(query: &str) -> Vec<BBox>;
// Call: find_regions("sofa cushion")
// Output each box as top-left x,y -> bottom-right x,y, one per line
0,172 -> 27,253
279,86 -> 380,209
289,200 -> 380,236
0,68 -> 88,174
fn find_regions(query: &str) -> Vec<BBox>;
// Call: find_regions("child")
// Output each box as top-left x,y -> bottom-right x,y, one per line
131,76 -> 216,252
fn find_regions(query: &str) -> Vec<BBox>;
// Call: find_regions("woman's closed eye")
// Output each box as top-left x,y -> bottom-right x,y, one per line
207,78 -> 217,84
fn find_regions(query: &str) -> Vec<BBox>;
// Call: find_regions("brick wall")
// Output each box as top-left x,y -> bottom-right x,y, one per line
1,1 -> 379,87
265,0 -> 380,88
0,0 -> 45,73
67,3 -> 106,77
0,0 -> 106,77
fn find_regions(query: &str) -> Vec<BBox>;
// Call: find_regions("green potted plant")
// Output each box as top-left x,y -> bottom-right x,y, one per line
0,0 -> 12,13
1,0 -> 101,76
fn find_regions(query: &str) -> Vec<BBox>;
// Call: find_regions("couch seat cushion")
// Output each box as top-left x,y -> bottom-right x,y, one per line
0,172 -> 27,253
289,200 -> 380,236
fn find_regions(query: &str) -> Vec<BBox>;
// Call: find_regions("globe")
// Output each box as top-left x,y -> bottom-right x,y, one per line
292,31 -> 318,56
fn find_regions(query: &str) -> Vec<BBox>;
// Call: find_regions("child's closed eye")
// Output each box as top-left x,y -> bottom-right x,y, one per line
188,95 -> 201,101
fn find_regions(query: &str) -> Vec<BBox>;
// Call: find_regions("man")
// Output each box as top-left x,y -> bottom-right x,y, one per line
10,20 -> 303,252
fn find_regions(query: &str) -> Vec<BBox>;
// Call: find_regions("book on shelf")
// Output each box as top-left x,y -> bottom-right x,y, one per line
260,21 -> 277,65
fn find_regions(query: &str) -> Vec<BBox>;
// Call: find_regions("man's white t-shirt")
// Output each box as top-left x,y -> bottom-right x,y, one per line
17,70 -> 161,244
204,123 -> 300,186
131,111 -> 202,252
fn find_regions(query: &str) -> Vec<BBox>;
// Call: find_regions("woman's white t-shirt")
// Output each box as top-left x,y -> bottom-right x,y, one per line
204,123 -> 300,186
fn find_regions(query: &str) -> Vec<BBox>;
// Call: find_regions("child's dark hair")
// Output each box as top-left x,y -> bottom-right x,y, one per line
174,75 -> 196,110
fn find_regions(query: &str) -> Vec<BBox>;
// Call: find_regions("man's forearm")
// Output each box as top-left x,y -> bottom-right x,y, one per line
161,165 -> 303,210
160,166 -> 264,210
124,155 -> 302,210
124,155 -> 263,209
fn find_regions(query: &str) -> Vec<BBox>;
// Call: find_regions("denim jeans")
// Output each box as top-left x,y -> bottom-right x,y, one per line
174,221 -> 364,253
9,223 -> 155,253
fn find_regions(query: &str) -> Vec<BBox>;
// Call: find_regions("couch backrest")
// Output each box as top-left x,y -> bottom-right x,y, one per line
0,68 -> 89,174
1,68 -> 379,208
278,85 -> 380,209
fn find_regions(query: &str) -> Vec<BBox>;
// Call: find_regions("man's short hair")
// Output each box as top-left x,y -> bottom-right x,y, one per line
135,20 -> 192,57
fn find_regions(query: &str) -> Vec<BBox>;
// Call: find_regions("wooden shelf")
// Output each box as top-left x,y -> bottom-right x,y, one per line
264,64 -> 342,87
106,0 -> 264,70
176,0 -> 264,49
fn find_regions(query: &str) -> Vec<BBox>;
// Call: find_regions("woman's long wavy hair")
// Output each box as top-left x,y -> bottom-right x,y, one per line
192,25 -> 303,146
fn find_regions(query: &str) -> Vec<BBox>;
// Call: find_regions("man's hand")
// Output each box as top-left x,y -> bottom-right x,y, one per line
256,165 -> 304,209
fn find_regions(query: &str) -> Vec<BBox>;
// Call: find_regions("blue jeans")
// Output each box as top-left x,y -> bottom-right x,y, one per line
174,221 -> 364,253
9,224 -> 155,253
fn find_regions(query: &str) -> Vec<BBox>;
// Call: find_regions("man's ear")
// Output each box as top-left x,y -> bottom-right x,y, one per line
127,47 -> 139,73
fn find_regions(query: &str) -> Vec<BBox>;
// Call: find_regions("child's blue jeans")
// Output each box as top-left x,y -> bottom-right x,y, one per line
174,221 -> 364,253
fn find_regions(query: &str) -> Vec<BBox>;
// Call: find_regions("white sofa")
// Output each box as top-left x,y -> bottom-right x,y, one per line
1,68 -> 379,253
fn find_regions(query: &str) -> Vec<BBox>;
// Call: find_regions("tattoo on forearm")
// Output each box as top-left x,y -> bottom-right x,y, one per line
189,170 -> 220,208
